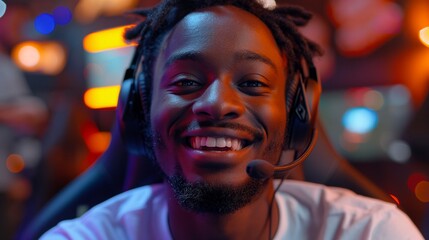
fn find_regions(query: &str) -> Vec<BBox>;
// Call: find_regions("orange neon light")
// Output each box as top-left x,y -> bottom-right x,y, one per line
84,85 -> 120,109
83,25 -> 136,53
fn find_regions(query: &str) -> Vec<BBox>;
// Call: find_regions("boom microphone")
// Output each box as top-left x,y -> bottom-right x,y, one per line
246,129 -> 318,180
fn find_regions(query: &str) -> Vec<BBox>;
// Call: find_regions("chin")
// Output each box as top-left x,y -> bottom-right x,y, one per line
166,171 -> 267,214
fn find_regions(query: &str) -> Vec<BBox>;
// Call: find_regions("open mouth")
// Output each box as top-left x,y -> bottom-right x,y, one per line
188,136 -> 248,151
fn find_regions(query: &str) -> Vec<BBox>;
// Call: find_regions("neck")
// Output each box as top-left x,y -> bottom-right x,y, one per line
166,181 -> 279,240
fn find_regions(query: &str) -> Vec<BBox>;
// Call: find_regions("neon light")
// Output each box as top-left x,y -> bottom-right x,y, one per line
83,25 -> 136,53
84,85 -> 120,109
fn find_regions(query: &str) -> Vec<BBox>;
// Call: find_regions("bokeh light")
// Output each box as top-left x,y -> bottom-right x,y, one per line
6,154 -> 25,174
419,26 -> 429,47
406,172 -> 429,203
39,42 -> 67,75
342,107 -> 378,134
12,41 -> 67,75
407,172 -> 427,192
17,44 -> 40,68
87,132 -> 112,153
0,0 -> 6,18
415,181 -> 429,203
74,0 -> 137,23
34,13 -> 55,34
387,140 -> 411,163
83,25 -> 136,53
328,0 -> 403,56
84,85 -> 121,109
53,6 -> 73,25
363,89 -> 384,110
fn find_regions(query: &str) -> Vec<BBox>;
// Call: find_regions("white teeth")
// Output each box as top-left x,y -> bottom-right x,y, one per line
232,139 -> 242,151
190,137 -> 244,151
226,138 -> 232,148
206,137 -> 216,147
216,138 -> 226,147
195,137 -> 201,149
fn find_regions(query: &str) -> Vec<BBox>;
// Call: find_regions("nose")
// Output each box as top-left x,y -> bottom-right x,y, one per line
192,80 -> 244,120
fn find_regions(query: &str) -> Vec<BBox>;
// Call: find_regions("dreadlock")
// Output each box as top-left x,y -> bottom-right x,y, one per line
124,0 -> 322,122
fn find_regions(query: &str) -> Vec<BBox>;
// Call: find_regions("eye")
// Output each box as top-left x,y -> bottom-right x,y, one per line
169,73 -> 203,94
238,75 -> 270,95
239,80 -> 267,88
175,79 -> 200,87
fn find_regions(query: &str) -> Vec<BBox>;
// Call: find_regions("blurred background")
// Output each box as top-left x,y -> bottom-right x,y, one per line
0,0 -> 428,239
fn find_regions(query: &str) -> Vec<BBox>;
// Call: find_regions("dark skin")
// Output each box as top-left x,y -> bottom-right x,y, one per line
150,6 -> 288,240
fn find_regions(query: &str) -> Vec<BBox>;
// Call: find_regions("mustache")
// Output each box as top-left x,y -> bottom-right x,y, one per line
176,121 -> 264,141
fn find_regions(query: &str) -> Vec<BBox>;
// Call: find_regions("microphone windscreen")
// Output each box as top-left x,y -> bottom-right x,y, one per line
246,159 -> 274,180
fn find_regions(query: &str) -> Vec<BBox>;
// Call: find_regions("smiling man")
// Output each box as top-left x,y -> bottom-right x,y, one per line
41,0 -> 423,239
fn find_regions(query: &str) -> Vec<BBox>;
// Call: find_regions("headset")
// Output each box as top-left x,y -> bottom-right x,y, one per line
247,59 -> 321,179
117,42 -> 322,180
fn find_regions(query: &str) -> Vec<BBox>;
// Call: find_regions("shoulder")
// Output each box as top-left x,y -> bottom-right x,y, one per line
276,180 -> 424,239
40,184 -> 169,240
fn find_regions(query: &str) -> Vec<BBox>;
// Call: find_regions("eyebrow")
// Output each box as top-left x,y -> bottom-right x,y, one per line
163,50 -> 278,73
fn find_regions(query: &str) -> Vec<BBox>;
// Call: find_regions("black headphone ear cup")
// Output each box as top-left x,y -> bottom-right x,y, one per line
117,72 -> 147,156
286,61 -> 321,158
286,80 -> 313,157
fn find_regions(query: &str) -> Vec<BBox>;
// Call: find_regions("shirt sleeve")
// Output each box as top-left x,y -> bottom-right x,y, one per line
368,207 -> 424,240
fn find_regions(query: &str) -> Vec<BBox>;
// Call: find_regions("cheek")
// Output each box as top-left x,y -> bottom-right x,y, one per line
150,95 -> 189,134
149,93 -> 191,170
264,102 -> 287,140
257,92 -> 288,146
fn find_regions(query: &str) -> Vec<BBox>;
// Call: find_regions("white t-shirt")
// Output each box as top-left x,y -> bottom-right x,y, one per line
41,180 -> 424,240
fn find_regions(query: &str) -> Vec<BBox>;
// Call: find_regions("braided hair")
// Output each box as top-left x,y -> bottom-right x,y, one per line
124,0 -> 322,126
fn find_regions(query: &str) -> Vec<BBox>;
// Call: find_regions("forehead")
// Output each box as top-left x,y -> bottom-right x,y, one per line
157,5 -> 285,68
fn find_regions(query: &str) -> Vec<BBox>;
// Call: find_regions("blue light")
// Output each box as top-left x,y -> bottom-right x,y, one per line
35,13 -> 55,34
53,6 -> 72,25
342,107 -> 378,134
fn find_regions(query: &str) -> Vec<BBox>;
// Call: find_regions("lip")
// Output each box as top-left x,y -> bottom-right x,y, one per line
179,141 -> 253,168
180,127 -> 255,141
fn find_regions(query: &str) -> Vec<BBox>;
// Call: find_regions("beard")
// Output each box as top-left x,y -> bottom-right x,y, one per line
149,121 -> 285,215
166,171 -> 266,215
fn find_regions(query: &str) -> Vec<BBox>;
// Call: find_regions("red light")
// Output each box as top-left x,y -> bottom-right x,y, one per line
389,194 -> 400,205
407,172 -> 428,192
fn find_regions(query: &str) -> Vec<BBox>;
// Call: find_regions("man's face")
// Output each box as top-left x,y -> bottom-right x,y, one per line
150,5 -> 287,211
